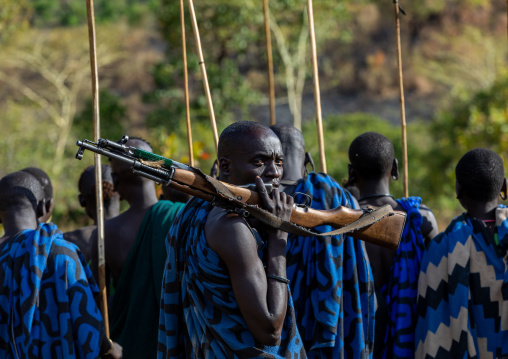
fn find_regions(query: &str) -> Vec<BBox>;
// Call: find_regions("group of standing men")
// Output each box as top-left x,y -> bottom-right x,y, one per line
1,120 -> 507,359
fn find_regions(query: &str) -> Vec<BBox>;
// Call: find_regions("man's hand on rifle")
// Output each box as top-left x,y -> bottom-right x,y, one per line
254,176 -> 294,239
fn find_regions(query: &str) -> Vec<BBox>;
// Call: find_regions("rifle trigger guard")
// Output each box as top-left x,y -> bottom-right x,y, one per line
292,192 -> 312,208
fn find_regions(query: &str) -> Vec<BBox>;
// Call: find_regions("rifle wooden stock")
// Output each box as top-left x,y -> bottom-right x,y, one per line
75,139 -> 405,249
170,168 -> 404,249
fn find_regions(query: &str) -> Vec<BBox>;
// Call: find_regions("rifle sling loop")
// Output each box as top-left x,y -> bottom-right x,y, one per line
191,166 -> 395,237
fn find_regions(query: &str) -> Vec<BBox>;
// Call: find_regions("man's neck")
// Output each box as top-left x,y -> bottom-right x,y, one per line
357,178 -> 391,200
465,199 -> 499,221
279,158 -> 305,192
0,209 -> 39,238
124,182 -> 159,210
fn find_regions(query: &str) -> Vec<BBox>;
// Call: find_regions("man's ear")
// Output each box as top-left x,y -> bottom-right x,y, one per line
210,159 -> 219,179
219,157 -> 231,177
500,178 -> 507,200
455,180 -> 463,200
391,158 -> 399,180
46,198 -> 54,214
78,194 -> 86,208
347,164 -> 356,184
36,199 -> 47,222
304,152 -> 315,174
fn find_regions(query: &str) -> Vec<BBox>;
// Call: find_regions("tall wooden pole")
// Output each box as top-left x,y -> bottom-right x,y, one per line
187,0 -> 219,156
263,0 -> 276,125
180,0 -> 194,166
394,0 -> 409,198
306,0 -> 327,173
85,0 -> 109,336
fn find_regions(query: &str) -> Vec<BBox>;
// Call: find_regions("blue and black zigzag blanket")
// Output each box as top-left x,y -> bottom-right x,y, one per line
0,223 -> 104,358
285,172 -> 375,358
379,197 -> 426,359
415,205 -> 508,359
158,198 -> 305,359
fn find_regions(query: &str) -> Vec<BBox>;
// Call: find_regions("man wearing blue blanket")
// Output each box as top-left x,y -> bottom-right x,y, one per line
0,171 -> 121,358
346,132 -> 438,359
271,124 -> 375,359
415,148 -> 508,358
158,121 -> 305,358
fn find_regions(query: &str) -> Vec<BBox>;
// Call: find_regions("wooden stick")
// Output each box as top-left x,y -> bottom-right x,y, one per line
306,0 -> 327,173
180,0 -> 194,166
85,0 -> 109,336
394,1 -> 409,198
187,0 -> 219,156
263,0 -> 276,125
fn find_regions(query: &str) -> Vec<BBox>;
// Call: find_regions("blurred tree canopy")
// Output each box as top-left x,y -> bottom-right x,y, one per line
0,0 -> 507,233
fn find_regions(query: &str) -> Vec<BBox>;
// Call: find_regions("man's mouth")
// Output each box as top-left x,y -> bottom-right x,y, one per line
267,179 -> 280,188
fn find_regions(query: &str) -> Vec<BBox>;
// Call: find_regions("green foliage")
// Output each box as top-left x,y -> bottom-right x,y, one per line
302,113 -> 456,223
73,89 -> 128,140
426,70 -> 508,214
303,113 -> 404,195
31,0 -> 158,27
0,101 -> 96,230
0,0 -> 31,43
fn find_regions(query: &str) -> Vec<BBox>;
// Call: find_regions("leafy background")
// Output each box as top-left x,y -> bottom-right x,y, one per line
0,0 -> 507,232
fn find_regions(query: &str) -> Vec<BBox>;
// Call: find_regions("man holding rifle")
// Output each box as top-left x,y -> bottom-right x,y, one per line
157,121 -> 305,358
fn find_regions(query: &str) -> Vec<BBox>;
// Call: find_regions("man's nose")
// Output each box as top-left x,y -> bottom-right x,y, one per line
264,161 -> 281,179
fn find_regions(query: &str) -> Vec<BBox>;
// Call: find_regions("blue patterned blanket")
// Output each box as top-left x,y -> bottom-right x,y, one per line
286,172 -> 375,358
378,197 -> 425,359
0,223 -> 104,358
415,205 -> 508,359
158,198 -> 305,358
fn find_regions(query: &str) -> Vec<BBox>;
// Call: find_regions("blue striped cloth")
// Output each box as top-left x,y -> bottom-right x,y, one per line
415,205 -> 508,358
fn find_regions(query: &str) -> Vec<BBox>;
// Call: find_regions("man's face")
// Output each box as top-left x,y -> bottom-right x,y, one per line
225,130 -> 284,187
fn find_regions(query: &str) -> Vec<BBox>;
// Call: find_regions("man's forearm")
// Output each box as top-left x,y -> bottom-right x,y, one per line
264,234 -> 288,327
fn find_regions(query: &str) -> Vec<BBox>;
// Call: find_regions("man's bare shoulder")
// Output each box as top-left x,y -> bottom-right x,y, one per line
205,207 -> 257,261
419,203 -> 439,242
63,225 -> 96,244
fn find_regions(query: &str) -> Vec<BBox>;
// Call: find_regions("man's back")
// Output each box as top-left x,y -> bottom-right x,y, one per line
416,209 -> 508,358
0,223 -> 104,358
104,206 -> 151,280
416,148 -> 508,359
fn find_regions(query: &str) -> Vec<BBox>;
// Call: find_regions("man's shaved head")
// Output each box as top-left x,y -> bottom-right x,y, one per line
349,132 -> 395,180
79,164 -> 116,200
218,121 -> 276,159
456,148 -> 505,202
270,124 -> 305,159
0,171 -> 44,212
110,136 -> 153,186
127,136 -> 153,153
21,167 -> 53,199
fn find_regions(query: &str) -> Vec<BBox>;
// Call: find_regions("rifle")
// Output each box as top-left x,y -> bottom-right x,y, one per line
75,136 -> 406,249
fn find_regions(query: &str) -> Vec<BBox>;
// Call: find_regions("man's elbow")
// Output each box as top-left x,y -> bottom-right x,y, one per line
253,327 -> 282,346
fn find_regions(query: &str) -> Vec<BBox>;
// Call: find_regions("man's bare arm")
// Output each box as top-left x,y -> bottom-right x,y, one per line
420,204 -> 439,244
205,178 -> 293,345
